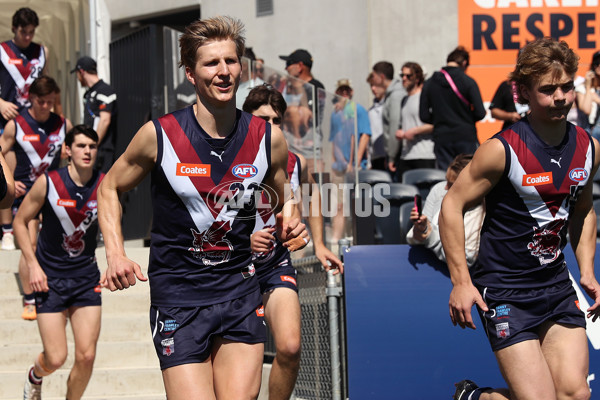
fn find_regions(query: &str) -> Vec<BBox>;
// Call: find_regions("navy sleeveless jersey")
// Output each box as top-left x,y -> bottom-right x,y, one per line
473,119 -> 594,289
13,109 -> 66,191
252,151 -> 301,269
149,106 -> 272,307
36,167 -> 104,278
0,41 -> 45,128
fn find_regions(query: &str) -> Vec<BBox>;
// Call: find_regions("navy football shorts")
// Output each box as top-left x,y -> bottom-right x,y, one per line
255,253 -> 298,294
150,288 -> 266,370
476,279 -> 586,352
35,270 -> 102,313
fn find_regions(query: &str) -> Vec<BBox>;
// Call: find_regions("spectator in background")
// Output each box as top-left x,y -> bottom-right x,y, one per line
72,56 -> 117,173
236,47 -> 264,110
371,61 -> 406,174
420,46 -> 486,171
366,72 -> 386,170
489,51 -> 530,131
243,84 -> 343,400
394,62 -> 435,181
329,79 -> 372,243
406,154 -> 484,268
576,50 -> 600,140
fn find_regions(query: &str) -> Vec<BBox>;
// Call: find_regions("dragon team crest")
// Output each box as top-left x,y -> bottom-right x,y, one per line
188,220 -> 233,266
527,219 -> 565,265
62,229 -> 85,258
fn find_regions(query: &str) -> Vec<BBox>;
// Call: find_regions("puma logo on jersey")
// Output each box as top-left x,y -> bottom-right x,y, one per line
550,157 -> 562,168
210,150 -> 224,162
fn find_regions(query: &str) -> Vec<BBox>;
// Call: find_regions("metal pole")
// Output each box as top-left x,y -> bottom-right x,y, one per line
89,0 -> 97,59
327,238 -> 348,400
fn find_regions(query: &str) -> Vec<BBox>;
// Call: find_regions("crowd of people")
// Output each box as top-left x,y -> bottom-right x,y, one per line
1,6 -> 600,400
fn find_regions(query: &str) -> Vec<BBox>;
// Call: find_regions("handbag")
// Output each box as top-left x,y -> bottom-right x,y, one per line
440,69 -> 471,108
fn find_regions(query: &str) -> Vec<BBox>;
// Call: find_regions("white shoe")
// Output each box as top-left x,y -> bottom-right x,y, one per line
2,232 -> 15,250
23,366 -> 42,400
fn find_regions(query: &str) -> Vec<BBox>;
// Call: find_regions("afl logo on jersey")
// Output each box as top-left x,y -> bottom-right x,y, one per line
87,200 -> 98,209
569,168 -> 588,182
232,164 -> 258,179
48,134 -> 62,143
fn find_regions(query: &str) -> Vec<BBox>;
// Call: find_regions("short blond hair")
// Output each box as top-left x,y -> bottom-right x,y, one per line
179,16 -> 245,70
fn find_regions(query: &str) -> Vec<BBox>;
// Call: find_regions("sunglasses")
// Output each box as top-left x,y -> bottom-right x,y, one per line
257,115 -> 282,125
400,73 -> 413,79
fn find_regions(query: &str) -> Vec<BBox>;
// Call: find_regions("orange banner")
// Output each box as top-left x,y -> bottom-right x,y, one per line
458,0 -> 600,141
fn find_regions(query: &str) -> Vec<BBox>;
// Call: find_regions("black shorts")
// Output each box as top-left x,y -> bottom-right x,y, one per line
35,270 -> 102,313
256,254 -> 298,294
476,279 -> 586,352
150,288 -> 266,370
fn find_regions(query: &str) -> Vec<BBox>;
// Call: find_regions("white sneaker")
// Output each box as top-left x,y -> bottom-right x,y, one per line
23,366 -> 42,400
2,232 -> 15,250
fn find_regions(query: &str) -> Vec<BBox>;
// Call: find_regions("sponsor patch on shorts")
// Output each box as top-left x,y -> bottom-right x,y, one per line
280,275 -> 297,286
161,338 -> 174,356
496,322 -> 510,339
256,305 -> 265,317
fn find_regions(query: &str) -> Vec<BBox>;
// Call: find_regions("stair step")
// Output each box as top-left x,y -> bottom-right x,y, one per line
0,366 -> 165,398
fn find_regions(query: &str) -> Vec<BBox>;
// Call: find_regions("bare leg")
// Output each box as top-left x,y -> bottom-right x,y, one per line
212,338 -> 263,400
34,311 -> 69,377
66,305 -> 102,400
264,288 -> 301,400
162,362 -> 216,400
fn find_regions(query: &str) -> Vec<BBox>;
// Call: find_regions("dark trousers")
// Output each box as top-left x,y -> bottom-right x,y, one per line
394,158 -> 436,182
434,140 -> 478,171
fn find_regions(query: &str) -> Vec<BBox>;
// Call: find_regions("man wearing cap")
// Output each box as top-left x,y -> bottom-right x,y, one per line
279,49 -> 325,171
72,56 -> 117,173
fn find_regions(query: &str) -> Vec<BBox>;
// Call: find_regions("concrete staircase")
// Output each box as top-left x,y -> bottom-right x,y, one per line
0,243 -> 273,400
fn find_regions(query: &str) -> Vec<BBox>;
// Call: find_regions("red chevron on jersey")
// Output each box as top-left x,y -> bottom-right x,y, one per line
47,170 -> 104,236
159,113 -> 266,219
0,42 -> 39,80
15,115 -> 64,165
501,128 -> 591,218
0,42 -> 44,105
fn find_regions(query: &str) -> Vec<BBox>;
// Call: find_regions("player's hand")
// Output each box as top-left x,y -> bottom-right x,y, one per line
388,161 -> 396,172
29,263 -> 48,293
395,129 -> 404,140
449,282 -> 488,329
581,275 -> 600,322
251,228 -> 275,253
315,244 -> 344,274
0,100 -> 18,121
15,181 -> 27,198
104,254 -> 147,291
403,129 -> 416,141
276,213 -> 309,250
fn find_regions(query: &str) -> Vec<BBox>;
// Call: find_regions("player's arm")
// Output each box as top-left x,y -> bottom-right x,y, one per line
0,152 -> 14,208
0,120 -> 26,198
13,174 -> 48,292
297,153 -> 343,273
263,124 -> 308,247
0,98 -> 18,121
570,137 -> 600,320
98,121 -> 156,291
439,138 -> 505,329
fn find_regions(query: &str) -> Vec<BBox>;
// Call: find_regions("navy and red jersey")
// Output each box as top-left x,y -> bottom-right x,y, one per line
36,167 -> 104,278
149,107 -> 272,307
474,119 -> 594,289
13,109 -> 66,192
0,41 -> 45,128
252,151 -> 301,269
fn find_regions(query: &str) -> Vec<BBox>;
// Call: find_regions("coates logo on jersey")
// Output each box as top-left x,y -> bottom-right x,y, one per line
527,218 -> 565,265
188,220 -> 233,266
522,172 -> 552,187
232,164 -> 258,179
569,168 -> 588,182
86,200 -> 98,209
62,229 -> 86,258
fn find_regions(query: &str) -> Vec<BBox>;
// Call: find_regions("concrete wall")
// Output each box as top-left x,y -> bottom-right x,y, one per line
104,0 -> 462,108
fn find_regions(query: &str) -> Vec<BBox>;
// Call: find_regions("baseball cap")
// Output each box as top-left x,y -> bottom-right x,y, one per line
335,78 -> 352,91
70,56 -> 96,73
279,49 -> 313,68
